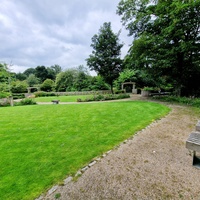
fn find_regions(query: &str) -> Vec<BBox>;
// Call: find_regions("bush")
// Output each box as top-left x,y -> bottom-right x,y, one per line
0,92 -> 10,98
12,93 -> 25,99
40,79 -> 55,92
15,98 -> 37,106
77,94 -> 130,102
152,96 -> 200,107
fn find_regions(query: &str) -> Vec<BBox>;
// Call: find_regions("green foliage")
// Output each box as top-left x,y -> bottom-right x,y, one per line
34,91 -> 56,97
0,102 -> 170,199
40,79 -> 55,92
115,69 -> 138,89
26,74 -> 39,87
50,64 -> 62,75
12,93 -> 25,99
0,91 -> 10,98
153,96 -> 200,108
55,67 -> 92,92
90,76 -> 109,91
55,193 -> 61,199
15,72 -> 27,81
23,68 -> 36,77
143,87 -> 155,91
35,66 -> 48,83
15,98 -> 37,106
117,0 -> 200,96
86,22 -> 123,93
77,94 -> 130,102
0,63 -> 10,83
55,70 -> 76,91
11,80 -> 28,93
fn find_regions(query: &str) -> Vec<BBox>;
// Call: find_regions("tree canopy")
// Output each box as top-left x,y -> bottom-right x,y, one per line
86,22 -> 123,93
117,0 -> 200,96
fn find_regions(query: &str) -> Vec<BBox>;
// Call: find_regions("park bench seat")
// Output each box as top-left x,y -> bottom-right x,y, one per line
186,132 -> 200,152
52,100 -> 60,104
186,121 -> 200,168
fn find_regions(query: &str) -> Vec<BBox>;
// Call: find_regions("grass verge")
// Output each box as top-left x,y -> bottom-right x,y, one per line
35,95 -> 93,102
0,101 -> 170,199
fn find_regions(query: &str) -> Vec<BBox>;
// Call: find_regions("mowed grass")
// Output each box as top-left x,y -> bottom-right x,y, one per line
0,101 -> 170,200
35,95 -> 93,102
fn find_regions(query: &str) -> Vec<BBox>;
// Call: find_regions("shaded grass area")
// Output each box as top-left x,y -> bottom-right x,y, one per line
0,101 -> 170,200
35,95 -> 93,102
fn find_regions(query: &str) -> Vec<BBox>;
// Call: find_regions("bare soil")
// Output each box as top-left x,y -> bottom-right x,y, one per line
43,98 -> 200,200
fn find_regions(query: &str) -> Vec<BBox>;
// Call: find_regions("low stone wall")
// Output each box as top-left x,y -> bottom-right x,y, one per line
55,90 -> 111,96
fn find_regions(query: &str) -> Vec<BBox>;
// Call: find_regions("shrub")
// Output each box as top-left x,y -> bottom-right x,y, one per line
152,96 -> 200,107
15,98 -> 37,106
40,79 -> 55,92
12,93 -> 25,99
77,94 -> 130,102
0,92 -> 10,98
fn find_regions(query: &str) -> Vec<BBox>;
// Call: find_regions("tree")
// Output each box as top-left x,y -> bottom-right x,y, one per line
73,65 -> 91,91
51,64 -> 62,75
40,79 -> 55,92
86,22 -> 123,93
90,76 -> 109,91
26,74 -> 39,87
0,63 -> 10,83
117,0 -> 200,96
11,80 -> 28,93
0,63 -> 13,93
23,68 -> 36,77
15,72 -> 27,81
55,69 -> 76,92
35,66 -> 48,83
114,69 -> 138,90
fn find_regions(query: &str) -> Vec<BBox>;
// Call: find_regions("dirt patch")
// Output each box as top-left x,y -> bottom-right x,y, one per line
43,103 -> 200,200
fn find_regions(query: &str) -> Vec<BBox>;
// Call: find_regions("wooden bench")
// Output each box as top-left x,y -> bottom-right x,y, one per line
52,100 -> 60,104
186,121 -> 200,168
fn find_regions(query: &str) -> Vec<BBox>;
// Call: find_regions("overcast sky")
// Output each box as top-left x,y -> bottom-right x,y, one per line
0,0 -> 132,74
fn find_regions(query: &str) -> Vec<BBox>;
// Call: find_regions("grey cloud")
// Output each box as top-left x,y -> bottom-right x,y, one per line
0,0 -> 132,73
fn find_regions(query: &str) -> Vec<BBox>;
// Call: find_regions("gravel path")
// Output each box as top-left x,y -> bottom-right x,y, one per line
42,101 -> 200,200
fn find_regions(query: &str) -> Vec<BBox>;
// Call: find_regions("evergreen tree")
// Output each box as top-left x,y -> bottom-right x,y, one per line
86,22 -> 123,93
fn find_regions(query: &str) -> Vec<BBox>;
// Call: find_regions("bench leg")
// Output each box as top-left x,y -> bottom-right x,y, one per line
193,151 -> 200,169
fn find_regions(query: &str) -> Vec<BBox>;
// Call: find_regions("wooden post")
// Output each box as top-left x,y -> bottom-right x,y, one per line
9,96 -> 14,107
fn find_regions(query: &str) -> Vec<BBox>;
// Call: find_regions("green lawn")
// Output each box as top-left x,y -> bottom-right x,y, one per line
0,101 -> 170,200
35,95 -> 93,102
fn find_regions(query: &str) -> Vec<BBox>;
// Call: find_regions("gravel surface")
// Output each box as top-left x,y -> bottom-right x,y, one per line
42,100 -> 200,200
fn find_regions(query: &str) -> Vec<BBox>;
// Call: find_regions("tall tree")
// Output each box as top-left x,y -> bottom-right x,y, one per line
50,65 -> 62,75
117,0 -> 200,96
26,74 -> 39,87
23,68 -> 36,77
86,22 -> 123,93
35,66 -> 48,83
55,69 -> 76,92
